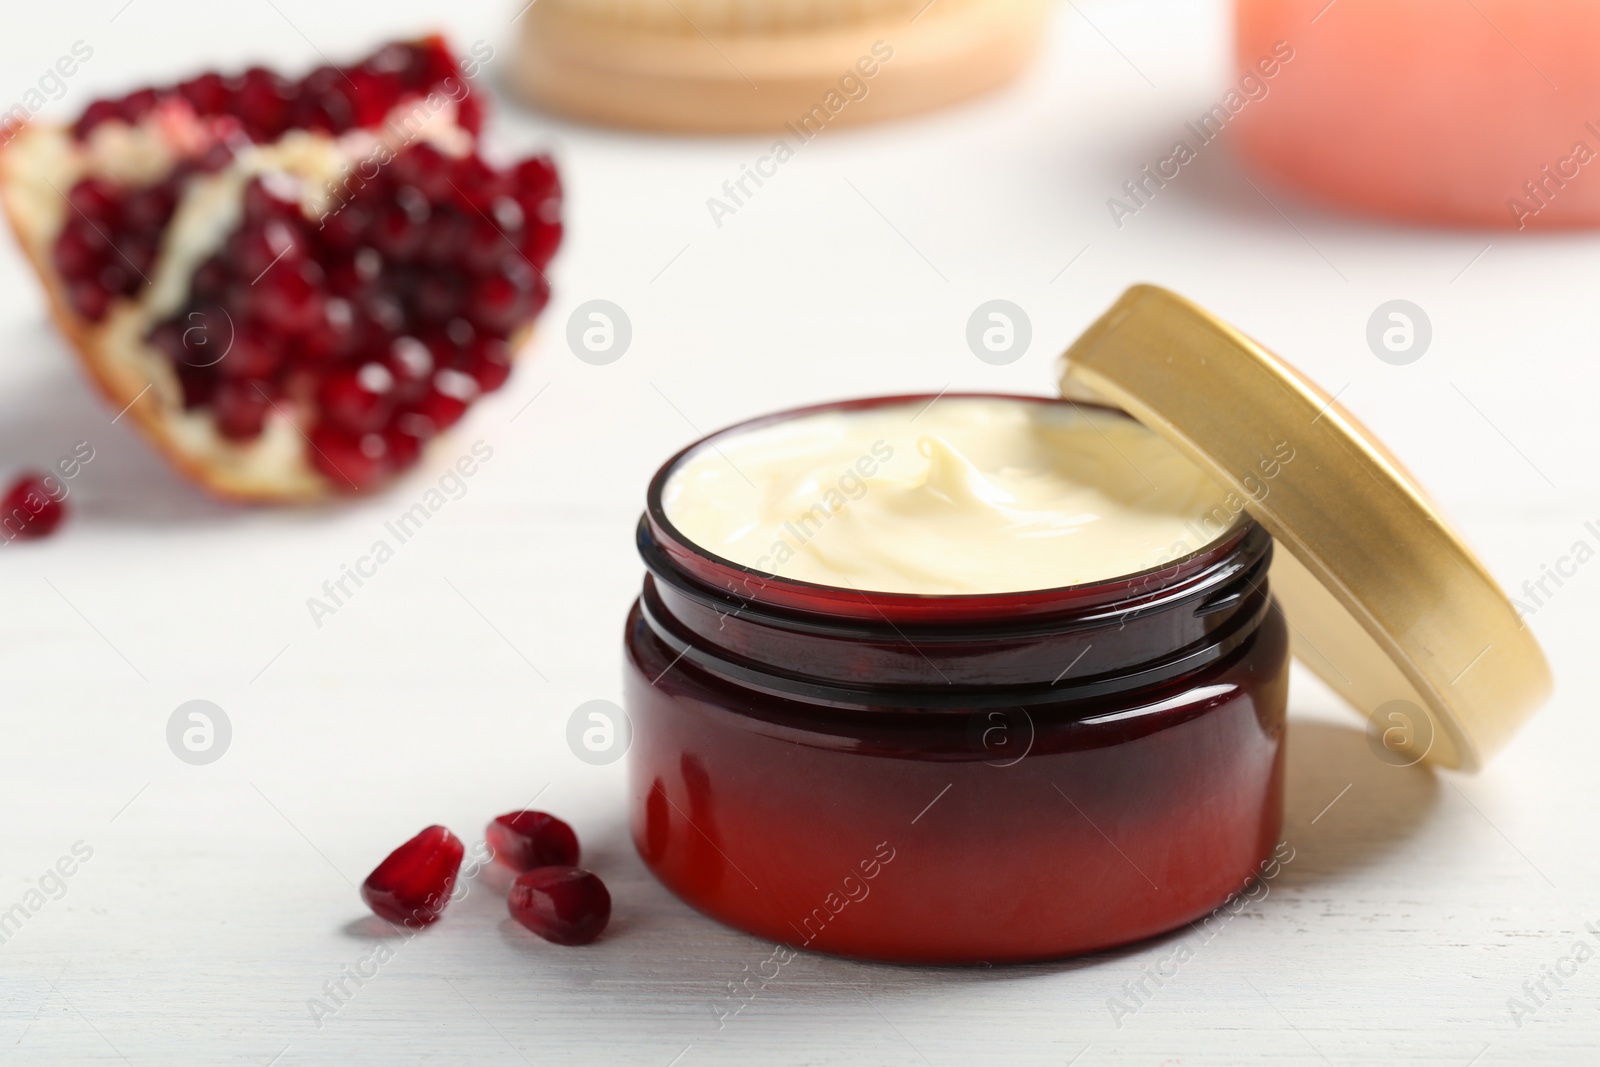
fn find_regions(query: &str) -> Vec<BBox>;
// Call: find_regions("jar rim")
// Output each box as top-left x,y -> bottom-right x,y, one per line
643,392 -> 1256,625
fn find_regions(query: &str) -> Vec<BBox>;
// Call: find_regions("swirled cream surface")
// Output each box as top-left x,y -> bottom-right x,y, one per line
661,397 -> 1238,595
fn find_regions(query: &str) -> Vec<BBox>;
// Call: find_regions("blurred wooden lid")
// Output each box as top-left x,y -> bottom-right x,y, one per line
511,0 -> 1054,133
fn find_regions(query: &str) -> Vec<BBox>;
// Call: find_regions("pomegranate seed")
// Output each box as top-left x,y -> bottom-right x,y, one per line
241,177 -> 299,226
300,297 -> 357,362
318,203 -> 371,253
123,185 -> 176,232
147,319 -> 187,362
53,225 -> 100,278
385,336 -> 433,403
399,185 -> 431,222
191,142 -> 237,174
383,425 -> 421,470
461,219 -> 508,274
177,72 -> 231,115
487,812 -> 580,872
350,167 -> 392,207
248,262 -> 323,334
238,67 -> 296,139
98,262 -> 133,295
191,255 -> 229,300
445,316 -> 476,347
414,275 -> 461,323
405,386 -> 471,437
393,143 -> 453,201
127,236 -> 161,276
529,195 -> 562,228
507,867 -> 611,946
318,362 -> 395,434
526,274 -> 552,318
449,155 -> 501,212
217,330 -> 282,380
363,43 -> 413,78
0,474 -> 66,542
360,825 -> 464,928
490,196 -> 524,234
294,67 -> 349,133
115,88 -> 160,125
461,336 -> 513,393
175,363 -> 216,408
370,200 -> 428,261
354,245 -> 385,277
72,99 -> 120,139
171,303 -> 232,366
68,178 -> 120,222
309,424 -> 390,490
395,412 -> 434,441
229,219 -> 302,280
344,68 -> 399,128
514,156 -> 561,204
213,379 -> 274,441
445,159 -> 485,201
67,280 -> 111,321
325,254 -> 378,300
524,221 -> 563,270
405,37 -> 460,91
469,273 -> 530,335
362,291 -> 407,338
420,212 -> 468,268
456,93 -> 485,137
413,359 -> 477,428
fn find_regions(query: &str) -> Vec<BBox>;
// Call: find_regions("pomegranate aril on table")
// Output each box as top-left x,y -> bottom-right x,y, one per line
508,867 -> 612,946
361,825 -> 465,928
0,35 -> 562,502
486,811 -> 581,872
1,474 -> 67,542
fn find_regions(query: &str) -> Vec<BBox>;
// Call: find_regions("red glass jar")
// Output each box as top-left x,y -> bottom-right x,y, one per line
624,395 -> 1289,963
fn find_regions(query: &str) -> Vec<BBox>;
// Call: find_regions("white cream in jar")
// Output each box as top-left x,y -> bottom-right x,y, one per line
661,396 -> 1240,595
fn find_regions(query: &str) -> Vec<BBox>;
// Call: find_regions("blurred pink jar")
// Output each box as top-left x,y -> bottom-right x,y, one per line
1235,0 -> 1600,229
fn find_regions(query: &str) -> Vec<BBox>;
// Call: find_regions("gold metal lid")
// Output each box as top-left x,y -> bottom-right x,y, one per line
1059,285 -> 1552,772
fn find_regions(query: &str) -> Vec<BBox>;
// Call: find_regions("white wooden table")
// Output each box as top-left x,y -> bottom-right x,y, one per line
3,1 -> 1597,1063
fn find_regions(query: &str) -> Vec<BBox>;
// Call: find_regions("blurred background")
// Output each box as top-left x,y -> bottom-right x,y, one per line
2,0 -> 1597,1063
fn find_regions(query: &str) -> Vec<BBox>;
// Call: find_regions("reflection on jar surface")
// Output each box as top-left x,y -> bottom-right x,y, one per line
624,395 -> 1290,963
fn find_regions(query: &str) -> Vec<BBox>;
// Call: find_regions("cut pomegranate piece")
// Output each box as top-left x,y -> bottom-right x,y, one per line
486,811 -> 580,872
0,35 -> 562,502
0,474 -> 67,542
361,825 -> 464,928
507,867 -> 612,946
